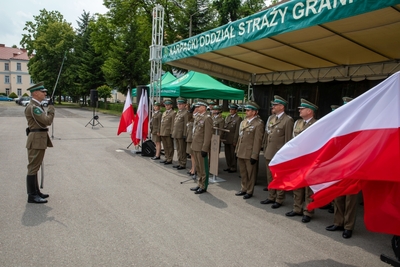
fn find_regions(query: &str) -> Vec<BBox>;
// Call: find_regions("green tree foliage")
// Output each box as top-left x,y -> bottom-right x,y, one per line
97,84 -> 112,108
212,0 -> 265,25
8,92 -> 18,99
20,9 -> 75,102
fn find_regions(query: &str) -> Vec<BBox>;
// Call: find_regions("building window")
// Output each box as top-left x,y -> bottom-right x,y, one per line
6,88 -> 10,95
30,78 -> 34,84
17,75 -> 22,83
17,63 -> 21,71
5,63 -> 9,70
5,75 -> 10,83
17,88 -> 22,96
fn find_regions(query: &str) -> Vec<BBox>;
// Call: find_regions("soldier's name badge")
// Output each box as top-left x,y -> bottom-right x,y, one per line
33,107 -> 43,115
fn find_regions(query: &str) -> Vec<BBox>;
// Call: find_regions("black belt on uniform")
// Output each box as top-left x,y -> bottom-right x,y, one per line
30,128 -> 48,132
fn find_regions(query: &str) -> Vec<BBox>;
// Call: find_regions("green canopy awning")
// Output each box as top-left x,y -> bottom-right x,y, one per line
161,71 -> 244,100
132,72 -> 176,97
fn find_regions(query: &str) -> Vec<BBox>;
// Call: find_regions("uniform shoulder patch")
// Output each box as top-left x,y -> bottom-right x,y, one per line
33,107 -> 43,115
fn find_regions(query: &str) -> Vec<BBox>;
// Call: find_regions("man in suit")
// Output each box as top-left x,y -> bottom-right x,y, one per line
285,99 -> 318,223
150,102 -> 162,160
234,102 -> 265,199
261,95 -> 294,209
172,97 -> 189,170
160,99 -> 176,165
222,103 -> 242,173
326,96 -> 358,239
190,100 -> 213,194
25,82 -> 55,204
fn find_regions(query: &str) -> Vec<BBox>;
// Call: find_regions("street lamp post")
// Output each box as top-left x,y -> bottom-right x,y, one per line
189,7 -> 207,37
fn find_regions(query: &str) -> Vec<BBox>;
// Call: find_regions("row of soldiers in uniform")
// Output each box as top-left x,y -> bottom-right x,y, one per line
150,95 -> 358,239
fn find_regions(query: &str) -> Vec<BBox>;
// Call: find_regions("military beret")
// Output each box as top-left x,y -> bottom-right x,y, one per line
228,103 -> 238,109
153,102 -> 161,106
27,82 -> 47,93
298,98 -> 318,112
342,96 -> 353,104
163,98 -> 173,105
244,101 -> 260,110
211,105 -> 221,110
177,97 -> 187,104
208,100 -> 217,105
271,95 -> 287,106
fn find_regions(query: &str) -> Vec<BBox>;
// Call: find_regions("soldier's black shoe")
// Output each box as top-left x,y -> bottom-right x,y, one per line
173,165 -> 179,168
38,192 -> 49,199
271,202 -> 282,209
190,186 -> 200,191
228,169 -> 237,173
195,188 -> 206,194
235,191 -> 246,196
342,230 -> 353,239
223,168 -> 230,171
160,160 -> 167,163
285,211 -> 302,217
164,161 -> 172,165
28,194 -> 47,204
326,225 -> 344,231
302,215 -> 311,223
243,194 -> 252,199
260,199 -> 274,204
177,166 -> 186,170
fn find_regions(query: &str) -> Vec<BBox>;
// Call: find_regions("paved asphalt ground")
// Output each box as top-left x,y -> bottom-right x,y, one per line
0,101 -> 395,267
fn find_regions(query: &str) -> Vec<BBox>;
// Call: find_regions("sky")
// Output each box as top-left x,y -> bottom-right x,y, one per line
0,0 -> 273,49
0,0 -> 108,48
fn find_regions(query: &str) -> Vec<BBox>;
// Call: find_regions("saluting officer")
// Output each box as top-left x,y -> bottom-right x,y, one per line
261,95 -> 294,209
234,102 -> 265,199
222,103 -> 242,173
172,97 -> 189,170
25,82 -> 55,204
190,100 -> 213,194
150,102 -> 162,160
326,96 -> 358,239
160,98 -> 176,165
285,99 -> 318,223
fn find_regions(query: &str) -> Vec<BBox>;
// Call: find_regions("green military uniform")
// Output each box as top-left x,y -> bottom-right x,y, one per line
222,103 -> 242,172
25,82 -> 55,204
327,97 -> 358,239
235,102 -> 264,197
185,112 -> 194,155
150,102 -> 162,142
289,99 -> 318,220
262,96 -> 294,207
172,97 -> 189,168
160,99 -> 176,164
190,100 -> 213,192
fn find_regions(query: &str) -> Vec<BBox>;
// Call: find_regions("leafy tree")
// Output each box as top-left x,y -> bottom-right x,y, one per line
8,92 -> 18,99
20,9 -> 75,103
97,85 -> 112,108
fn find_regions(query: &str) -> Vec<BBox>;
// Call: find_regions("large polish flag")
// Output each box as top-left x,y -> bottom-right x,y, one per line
132,88 -> 149,145
269,72 -> 400,236
117,90 -> 135,143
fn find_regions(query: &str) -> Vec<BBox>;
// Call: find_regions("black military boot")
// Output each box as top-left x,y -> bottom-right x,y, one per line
27,175 -> 47,204
35,174 -> 49,199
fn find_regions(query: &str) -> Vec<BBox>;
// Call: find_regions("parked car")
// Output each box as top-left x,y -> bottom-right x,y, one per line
41,99 -> 49,107
0,96 -> 13,101
17,96 -> 30,105
21,97 -> 32,106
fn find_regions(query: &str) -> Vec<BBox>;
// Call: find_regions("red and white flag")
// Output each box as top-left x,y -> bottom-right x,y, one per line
269,71 -> 400,236
132,89 -> 149,145
117,90 -> 135,143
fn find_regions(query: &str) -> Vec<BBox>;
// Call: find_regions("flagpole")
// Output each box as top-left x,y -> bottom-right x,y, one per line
51,50 -> 67,140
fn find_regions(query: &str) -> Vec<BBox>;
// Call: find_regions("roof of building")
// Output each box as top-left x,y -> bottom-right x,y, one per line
0,44 -> 30,60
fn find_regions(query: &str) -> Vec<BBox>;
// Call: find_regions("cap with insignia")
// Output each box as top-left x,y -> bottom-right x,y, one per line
163,98 -> 173,105
271,95 -> 287,106
331,105 -> 339,111
211,105 -> 221,110
153,102 -> 161,106
228,103 -> 238,109
208,100 -> 217,105
27,82 -> 47,93
177,97 -> 187,104
298,98 -> 318,112
195,99 -> 208,107
342,96 -> 353,104
244,101 -> 260,110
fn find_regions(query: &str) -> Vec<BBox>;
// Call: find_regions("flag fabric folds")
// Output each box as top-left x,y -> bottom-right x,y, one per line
132,89 -> 149,145
268,71 -> 400,236
117,90 -> 135,143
